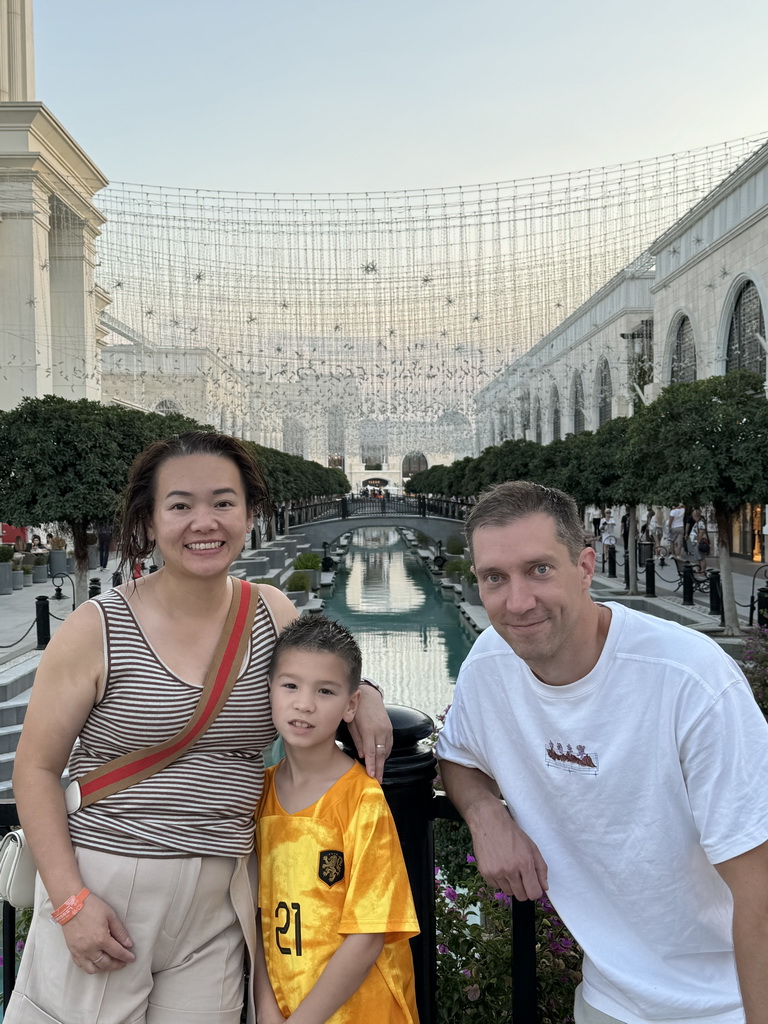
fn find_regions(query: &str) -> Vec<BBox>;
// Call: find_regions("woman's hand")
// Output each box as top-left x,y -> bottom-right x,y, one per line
348,684 -> 392,782
60,892 -> 135,973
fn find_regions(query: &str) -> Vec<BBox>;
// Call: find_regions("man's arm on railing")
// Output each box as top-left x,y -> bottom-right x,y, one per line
439,760 -> 549,901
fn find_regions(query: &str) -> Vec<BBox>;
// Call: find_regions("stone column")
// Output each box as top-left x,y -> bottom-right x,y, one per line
0,0 -> 35,102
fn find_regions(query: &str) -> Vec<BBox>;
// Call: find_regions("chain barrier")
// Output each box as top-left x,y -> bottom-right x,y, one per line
0,620 -> 36,649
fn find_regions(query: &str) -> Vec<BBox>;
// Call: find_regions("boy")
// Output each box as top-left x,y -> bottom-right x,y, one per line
254,616 -> 420,1024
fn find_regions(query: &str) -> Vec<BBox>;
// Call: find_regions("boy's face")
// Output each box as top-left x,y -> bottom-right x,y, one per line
269,649 -> 360,750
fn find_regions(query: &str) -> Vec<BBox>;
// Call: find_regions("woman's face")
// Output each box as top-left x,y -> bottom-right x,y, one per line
148,454 -> 252,579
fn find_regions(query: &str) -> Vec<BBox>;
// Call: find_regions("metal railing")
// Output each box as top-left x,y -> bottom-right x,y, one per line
275,496 -> 469,531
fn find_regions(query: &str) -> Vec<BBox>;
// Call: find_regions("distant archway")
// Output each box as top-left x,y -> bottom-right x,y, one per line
402,452 -> 428,477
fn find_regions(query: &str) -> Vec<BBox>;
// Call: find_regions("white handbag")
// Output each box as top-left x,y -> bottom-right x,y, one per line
0,829 -> 37,908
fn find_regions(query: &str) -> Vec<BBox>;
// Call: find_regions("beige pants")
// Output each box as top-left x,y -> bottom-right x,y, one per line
6,848 -> 255,1024
575,984 -> 628,1024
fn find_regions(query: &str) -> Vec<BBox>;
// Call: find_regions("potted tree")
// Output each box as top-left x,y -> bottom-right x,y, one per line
48,535 -> 68,576
0,544 -> 13,595
22,564 -> 33,587
292,552 -> 322,590
284,570 -> 311,607
11,563 -> 23,590
32,553 -> 49,583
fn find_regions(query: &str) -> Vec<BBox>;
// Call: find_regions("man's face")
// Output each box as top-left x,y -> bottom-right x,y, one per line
471,513 -> 595,680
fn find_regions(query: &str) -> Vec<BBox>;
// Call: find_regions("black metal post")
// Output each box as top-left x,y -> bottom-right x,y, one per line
757,586 -> 768,629
88,577 -> 101,599
607,546 -> 616,579
0,802 -> 20,1010
511,898 -> 538,1022
623,550 -> 630,589
111,570 -> 123,588
341,496 -> 349,519
681,564 -> 694,607
35,595 -> 51,649
644,557 -> 656,597
709,570 -> 721,617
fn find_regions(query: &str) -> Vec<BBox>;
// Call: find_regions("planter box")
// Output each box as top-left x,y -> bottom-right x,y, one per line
0,562 -> 13,595
287,590 -> 309,607
12,571 -> 23,590
461,578 -> 483,606
49,549 -> 68,577
23,574 -> 32,586
32,565 -> 48,583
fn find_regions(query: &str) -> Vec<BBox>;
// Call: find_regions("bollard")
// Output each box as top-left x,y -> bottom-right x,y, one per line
88,577 -> 102,599
111,570 -> 123,588
681,563 -> 694,606
758,586 -> 768,629
341,496 -> 349,519
645,557 -> 656,597
35,595 -> 51,649
624,550 -> 630,589
709,570 -> 721,616
607,546 -> 616,578
341,704 -> 436,1024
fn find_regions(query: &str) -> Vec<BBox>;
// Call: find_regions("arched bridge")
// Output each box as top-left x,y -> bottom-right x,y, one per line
281,496 -> 469,549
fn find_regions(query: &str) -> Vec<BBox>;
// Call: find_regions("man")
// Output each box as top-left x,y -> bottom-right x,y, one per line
437,481 -> 768,1024
668,501 -> 686,556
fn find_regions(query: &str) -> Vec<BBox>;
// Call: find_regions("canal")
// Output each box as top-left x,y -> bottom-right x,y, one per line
321,527 -> 475,722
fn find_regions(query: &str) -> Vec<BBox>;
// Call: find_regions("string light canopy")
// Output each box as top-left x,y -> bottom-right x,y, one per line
94,134 -> 768,456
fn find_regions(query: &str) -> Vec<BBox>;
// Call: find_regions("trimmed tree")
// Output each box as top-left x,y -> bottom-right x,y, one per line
626,371 -> 768,633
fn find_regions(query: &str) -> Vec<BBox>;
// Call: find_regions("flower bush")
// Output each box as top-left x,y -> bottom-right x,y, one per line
741,626 -> 768,718
432,707 -> 582,1023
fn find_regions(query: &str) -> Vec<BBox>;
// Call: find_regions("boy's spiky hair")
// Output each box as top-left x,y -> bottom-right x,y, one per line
269,615 -> 362,691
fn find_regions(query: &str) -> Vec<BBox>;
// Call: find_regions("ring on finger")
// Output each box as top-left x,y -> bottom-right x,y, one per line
92,952 -> 105,965
375,744 -> 386,749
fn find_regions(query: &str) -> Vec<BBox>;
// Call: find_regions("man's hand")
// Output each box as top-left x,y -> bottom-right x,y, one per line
440,760 -> 548,900
468,797 -> 548,901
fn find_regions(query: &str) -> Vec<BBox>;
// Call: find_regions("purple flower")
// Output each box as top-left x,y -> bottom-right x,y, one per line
437,943 -> 450,954
15,939 -> 24,954
550,937 -> 575,954
461,969 -> 471,977
493,890 -> 511,907
444,885 -> 458,903
466,854 -> 476,864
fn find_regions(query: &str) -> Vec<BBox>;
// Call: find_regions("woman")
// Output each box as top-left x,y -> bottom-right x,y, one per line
7,432 -> 391,1024
29,534 -> 48,552
688,509 -> 710,572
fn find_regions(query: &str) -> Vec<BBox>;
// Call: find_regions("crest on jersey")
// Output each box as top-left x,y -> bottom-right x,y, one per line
319,850 -> 345,887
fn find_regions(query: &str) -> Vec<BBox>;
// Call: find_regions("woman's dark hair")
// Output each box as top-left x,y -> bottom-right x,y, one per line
117,432 -> 271,574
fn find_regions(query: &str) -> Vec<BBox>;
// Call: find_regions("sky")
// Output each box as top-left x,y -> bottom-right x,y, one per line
34,0 -> 768,195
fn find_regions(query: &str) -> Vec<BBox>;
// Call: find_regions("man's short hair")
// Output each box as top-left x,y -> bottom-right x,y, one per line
269,615 -> 362,692
465,481 -> 586,563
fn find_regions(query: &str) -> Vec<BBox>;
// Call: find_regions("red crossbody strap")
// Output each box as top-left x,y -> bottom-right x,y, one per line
76,578 -> 259,808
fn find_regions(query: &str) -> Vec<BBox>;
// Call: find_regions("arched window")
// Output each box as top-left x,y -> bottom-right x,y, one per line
519,392 -> 531,437
550,385 -> 561,441
571,372 -> 585,434
534,399 -> 542,444
154,398 -> 182,416
327,406 -> 345,470
597,359 -> 612,427
402,452 -> 428,477
670,316 -> 697,383
726,281 -> 766,375
283,417 -> 306,457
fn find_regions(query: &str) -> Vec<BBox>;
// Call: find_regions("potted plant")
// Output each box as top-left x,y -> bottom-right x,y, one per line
11,563 -> 23,590
48,535 -> 68,576
0,544 -> 13,595
284,570 -> 311,607
460,562 -> 483,606
32,553 -> 49,583
22,564 -> 33,587
292,552 -> 322,590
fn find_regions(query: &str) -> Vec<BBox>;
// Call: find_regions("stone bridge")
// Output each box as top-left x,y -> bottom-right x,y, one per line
283,497 -> 469,550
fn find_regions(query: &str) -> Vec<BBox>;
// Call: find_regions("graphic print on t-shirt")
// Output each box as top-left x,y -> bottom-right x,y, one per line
545,740 -> 599,775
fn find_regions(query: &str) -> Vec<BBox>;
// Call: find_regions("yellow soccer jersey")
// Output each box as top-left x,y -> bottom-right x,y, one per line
256,759 -> 420,1023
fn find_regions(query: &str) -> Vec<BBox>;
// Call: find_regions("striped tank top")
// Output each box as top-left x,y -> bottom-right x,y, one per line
67,586 -> 277,858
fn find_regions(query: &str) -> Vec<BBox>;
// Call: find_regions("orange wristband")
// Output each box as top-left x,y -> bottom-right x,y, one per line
51,887 -> 91,925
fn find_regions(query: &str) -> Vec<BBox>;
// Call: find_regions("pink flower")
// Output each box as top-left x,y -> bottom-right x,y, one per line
466,984 -> 481,1001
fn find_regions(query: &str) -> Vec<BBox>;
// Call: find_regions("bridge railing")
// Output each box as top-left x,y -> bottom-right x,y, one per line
0,704 -> 538,1022
275,496 -> 470,531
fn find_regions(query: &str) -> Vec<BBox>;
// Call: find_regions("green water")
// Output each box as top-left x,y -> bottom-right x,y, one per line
321,528 -> 475,723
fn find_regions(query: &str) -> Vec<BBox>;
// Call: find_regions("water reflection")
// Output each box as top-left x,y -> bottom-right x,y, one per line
322,528 -> 474,721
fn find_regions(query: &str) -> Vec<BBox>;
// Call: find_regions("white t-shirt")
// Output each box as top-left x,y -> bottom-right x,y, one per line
669,506 -> 686,531
437,603 -> 768,1024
